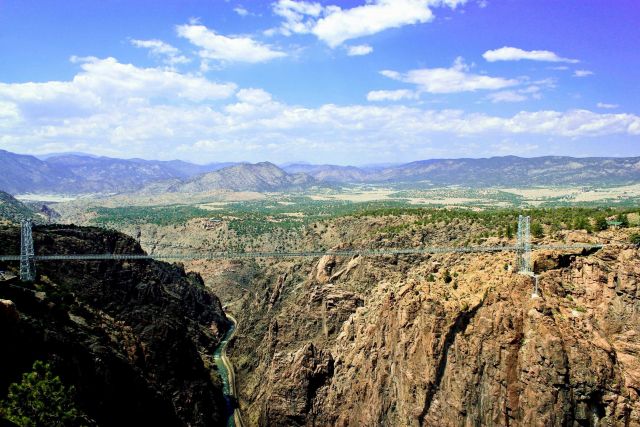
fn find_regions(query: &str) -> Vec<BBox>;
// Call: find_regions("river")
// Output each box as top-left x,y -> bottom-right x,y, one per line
213,314 -> 241,427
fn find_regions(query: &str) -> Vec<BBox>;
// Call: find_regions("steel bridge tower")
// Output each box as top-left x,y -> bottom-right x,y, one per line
517,215 -> 532,275
20,219 -> 36,281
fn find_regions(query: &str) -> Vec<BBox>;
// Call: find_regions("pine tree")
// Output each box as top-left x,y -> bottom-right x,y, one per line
595,216 -> 608,231
0,361 -> 88,427
506,223 -> 513,239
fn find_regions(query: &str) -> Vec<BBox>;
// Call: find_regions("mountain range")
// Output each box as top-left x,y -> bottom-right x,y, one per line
0,150 -> 237,194
1,149 -> 639,195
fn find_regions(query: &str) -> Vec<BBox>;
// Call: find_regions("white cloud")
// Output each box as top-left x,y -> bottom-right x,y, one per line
236,88 -> 273,104
272,0 -> 324,35
488,91 -> 527,103
234,6 -> 249,16
176,23 -> 286,63
367,89 -> 417,101
597,102 -> 618,109
272,0 -> 467,47
483,46 -> 579,63
1,56 -> 639,162
346,44 -> 373,56
130,39 -> 190,66
0,56 -> 236,123
380,57 -> 518,93
487,85 -> 545,103
573,69 -> 594,77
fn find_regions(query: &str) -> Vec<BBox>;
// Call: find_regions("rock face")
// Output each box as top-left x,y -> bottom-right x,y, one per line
0,225 -> 231,426
312,253 -> 638,426
221,225 -> 640,426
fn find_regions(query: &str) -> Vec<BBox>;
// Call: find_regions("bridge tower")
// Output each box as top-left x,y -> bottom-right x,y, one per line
516,215 -> 532,275
20,219 -> 36,281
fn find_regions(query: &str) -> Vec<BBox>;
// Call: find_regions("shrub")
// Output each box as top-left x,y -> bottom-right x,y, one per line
442,269 -> 452,284
0,361 -> 87,427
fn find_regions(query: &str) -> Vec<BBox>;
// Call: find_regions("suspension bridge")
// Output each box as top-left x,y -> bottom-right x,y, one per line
2,216 -> 608,282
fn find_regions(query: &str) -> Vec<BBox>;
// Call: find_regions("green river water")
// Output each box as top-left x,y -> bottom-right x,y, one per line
213,316 -> 236,427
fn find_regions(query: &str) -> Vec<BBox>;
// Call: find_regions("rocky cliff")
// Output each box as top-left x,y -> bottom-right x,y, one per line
0,225 -> 231,426
208,217 -> 640,426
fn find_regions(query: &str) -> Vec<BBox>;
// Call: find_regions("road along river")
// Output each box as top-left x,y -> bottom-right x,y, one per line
213,312 -> 244,427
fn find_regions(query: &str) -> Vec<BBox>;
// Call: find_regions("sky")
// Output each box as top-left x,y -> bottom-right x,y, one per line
0,0 -> 639,165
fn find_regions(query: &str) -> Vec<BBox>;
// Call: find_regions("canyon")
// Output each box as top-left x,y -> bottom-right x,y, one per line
102,210 -> 640,426
2,207 -> 640,426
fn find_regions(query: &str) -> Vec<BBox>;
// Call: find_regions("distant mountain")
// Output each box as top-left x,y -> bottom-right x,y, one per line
284,156 -> 640,187
0,150 -> 74,194
372,156 -> 640,186
0,190 -> 34,222
144,162 -> 315,194
2,148 -> 640,194
0,150 -> 240,194
283,164 -> 371,183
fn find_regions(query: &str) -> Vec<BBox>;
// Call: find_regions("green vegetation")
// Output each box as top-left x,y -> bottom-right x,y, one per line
595,216 -> 608,231
442,269 -> 452,284
531,222 -> 544,238
358,206 -> 640,240
89,197 -> 640,253
92,205 -> 211,226
0,361 -> 87,427
616,213 -> 630,228
91,198 -> 410,234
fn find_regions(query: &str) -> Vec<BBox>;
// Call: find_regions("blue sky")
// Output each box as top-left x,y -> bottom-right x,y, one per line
0,0 -> 638,164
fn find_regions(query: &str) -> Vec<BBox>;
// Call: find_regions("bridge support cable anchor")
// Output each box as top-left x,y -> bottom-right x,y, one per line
20,219 -> 36,281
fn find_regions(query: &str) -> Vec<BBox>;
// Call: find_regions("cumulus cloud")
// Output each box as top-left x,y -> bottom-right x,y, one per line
1,56 -> 639,162
130,39 -> 190,66
346,44 -> 373,56
483,46 -> 579,63
574,69 -> 594,77
380,57 -> 518,93
176,23 -> 286,63
0,56 -> 236,124
367,89 -> 417,101
272,0 -> 467,47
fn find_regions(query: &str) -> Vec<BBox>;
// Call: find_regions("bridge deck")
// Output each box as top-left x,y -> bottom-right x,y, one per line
0,243 -> 605,262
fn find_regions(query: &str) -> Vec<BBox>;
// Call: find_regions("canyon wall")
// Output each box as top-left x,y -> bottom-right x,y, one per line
0,225 -> 231,426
